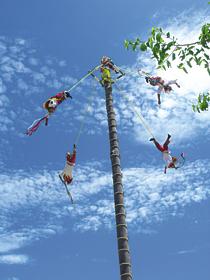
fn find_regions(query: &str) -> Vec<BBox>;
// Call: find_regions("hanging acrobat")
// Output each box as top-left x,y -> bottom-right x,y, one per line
43,90 -> 72,115
59,144 -> 76,203
149,134 -> 185,173
26,90 -> 72,136
138,70 -> 180,105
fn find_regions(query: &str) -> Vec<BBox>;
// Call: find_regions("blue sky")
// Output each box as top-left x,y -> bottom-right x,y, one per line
0,1 -> 210,280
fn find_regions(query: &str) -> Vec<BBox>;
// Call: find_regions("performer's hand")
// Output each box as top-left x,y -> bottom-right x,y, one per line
73,144 -> 76,149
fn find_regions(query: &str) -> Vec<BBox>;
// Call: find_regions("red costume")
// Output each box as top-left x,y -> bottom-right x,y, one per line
150,134 -> 178,173
145,76 -> 180,105
60,145 -> 76,184
43,91 -> 71,114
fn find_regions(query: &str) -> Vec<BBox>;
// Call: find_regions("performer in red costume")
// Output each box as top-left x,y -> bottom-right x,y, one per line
59,144 -> 76,184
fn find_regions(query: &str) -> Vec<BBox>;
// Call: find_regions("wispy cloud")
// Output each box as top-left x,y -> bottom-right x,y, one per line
63,9 -> 210,142
176,249 -> 196,255
0,158 -> 210,255
0,36 -> 78,138
0,254 -> 29,264
0,8 -> 209,262
114,9 -> 210,144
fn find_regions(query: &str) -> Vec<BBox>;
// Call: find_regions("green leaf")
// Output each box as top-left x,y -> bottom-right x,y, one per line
186,60 -> 192,67
132,43 -> 136,51
166,32 -> 170,38
156,33 -> 162,42
204,53 -> 210,60
151,27 -> 156,38
166,60 -> 171,68
172,53 -> 176,60
124,40 -> 129,49
178,63 -> 184,69
166,41 -> 175,49
148,37 -> 154,48
182,67 -> 188,73
140,43 -> 147,51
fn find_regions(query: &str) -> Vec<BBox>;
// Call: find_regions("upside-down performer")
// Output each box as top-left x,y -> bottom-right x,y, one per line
59,144 -> 76,185
149,134 -> 185,173
26,90 -> 72,136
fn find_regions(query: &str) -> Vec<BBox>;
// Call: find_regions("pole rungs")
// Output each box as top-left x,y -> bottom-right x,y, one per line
115,203 -> 124,208
112,163 -> 121,167
118,236 -> 128,241
104,79 -> 132,279
114,191 -> 124,196
111,145 -> 119,150
114,181 -> 122,186
118,248 -> 130,252
110,137 -> 118,142
120,272 -> 132,279
116,212 -> 126,217
120,262 -> 131,266
116,223 -> 127,228
112,172 -> 122,177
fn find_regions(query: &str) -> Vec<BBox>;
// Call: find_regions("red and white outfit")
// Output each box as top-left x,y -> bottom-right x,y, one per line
147,76 -> 180,105
157,79 -> 180,94
147,76 -> 164,87
100,56 -> 124,76
43,91 -> 68,114
60,148 -> 76,184
151,135 -> 177,173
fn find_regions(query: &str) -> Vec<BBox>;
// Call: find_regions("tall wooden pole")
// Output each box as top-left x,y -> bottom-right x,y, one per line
104,82 -> 133,280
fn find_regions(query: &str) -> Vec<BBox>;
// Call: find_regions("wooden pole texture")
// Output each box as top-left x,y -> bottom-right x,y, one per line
104,82 -> 133,280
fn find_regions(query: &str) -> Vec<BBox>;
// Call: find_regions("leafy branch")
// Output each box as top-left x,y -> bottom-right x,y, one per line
124,23 -> 210,74
192,92 -> 210,112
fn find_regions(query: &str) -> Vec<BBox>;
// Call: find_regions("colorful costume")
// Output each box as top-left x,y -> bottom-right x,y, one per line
100,56 -> 125,80
100,67 -> 113,87
150,134 -> 178,173
43,91 -> 72,114
26,90 -> 72,136
59,145 -> 76,184
101,56 -> 120,74
145,76 -> 180,105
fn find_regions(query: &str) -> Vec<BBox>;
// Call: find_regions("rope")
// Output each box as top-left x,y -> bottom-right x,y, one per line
89,65 -> 155,138
74,118 -> 85,145
66,64 -> 102,93
115,84 -> 155,139
137,69 -> 151,78
73,80 -> 97,145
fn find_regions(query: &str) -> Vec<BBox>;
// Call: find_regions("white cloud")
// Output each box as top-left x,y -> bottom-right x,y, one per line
0,36 -> 79,143
113,10 -> 210,144
58,60 -> 67,67
0,254 -> 29,264
60,9 -> 210,141
0,9 -> 209,257
176,249 -> 196,255
1,159 -> 209,241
